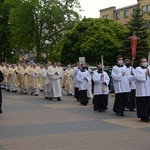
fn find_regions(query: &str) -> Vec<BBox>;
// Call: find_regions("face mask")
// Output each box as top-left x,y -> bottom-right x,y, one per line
82,66 -> 86,70
97,69 -> 102,73
141,62 -> 148,67
126,63 -> 130,67
118,60 -> 123,65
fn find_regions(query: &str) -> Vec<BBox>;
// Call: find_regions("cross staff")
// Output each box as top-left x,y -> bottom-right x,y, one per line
128,31 -> 140,66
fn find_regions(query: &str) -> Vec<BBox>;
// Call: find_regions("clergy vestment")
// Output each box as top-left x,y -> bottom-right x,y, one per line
19,67 -> 29,94
42,67 -> 49,98
76,69 -> 91,105
73,66 -> 80,101
2,66 -> 10,90
47,66 -> 62,100
0,70 -> 4,113
92,70 -> 110,112
111,65 -> 131,116
87,68 -> 93,99
134,66 -> 150,121
125,66 -> 136,111
30,66 -> 40,95
9,66 -> 19,92
57,66 -> 64,88
64,68 -> 74,95
0,66 -> 5,88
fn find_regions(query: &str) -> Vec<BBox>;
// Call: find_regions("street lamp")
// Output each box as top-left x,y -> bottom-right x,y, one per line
45,40 -> 50,62
11,51 -> 14,55
11,51 -> 15,63
45,40 -> 50,45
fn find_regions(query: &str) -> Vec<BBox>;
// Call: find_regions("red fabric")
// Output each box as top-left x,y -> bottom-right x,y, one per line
130,36 -> 138,59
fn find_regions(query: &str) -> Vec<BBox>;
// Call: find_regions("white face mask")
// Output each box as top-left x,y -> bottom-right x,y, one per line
142,62 -> 148,67
118,60 -> 123,65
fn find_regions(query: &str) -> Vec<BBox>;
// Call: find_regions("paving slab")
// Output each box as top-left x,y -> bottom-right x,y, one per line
0,89 -> 150,150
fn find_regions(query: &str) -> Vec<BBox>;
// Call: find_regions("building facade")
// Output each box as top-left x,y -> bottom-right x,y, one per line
99,0 -> 150,26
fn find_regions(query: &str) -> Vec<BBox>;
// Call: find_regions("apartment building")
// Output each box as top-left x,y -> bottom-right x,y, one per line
99,0 -> 150,26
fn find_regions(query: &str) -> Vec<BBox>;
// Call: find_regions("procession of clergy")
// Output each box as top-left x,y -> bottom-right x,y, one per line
0,55 -> 150,122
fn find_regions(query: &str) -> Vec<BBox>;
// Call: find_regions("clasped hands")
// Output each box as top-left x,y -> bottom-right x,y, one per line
84,77 -> 88,81
146,68 -> 150,76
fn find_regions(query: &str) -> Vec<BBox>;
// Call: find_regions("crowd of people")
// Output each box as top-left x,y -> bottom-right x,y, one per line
0,55 -> 150,122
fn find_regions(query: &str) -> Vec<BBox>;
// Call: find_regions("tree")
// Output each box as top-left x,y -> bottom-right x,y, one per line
123,5 -> 150,65
3,0 -> 81,62
0,0 -> 13,62
60,18 -> 128,65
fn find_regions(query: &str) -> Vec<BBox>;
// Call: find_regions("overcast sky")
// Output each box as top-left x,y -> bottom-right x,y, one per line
79,0 -> 137,18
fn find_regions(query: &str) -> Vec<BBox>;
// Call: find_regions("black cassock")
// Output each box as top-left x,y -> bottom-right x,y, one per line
136,97 -> 150,119
113,92 -> 129,115
93,95 -> 108,111
0,70 -> 4,114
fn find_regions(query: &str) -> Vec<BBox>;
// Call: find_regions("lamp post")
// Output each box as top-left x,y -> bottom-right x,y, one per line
11,51 -> 15,63
148,51 -> 150,65
11,51 -> 14,55
45,40 -> 50,62
1,52 -> 4,61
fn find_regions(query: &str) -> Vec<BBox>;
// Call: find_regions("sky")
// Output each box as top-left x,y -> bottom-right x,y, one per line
78,0 -> 137,18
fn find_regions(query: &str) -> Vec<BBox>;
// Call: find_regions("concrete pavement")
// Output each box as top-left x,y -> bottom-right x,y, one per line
0,89 -> 150,150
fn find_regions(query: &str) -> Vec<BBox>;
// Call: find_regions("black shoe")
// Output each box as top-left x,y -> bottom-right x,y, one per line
12,90 -> 17,93
57,98 -> 62,101
141,117 -> 149,122
116,113 -> 125,116
129,109 -> 135,112
0,109 -> 3,114
120,113 -> 125,116
99,110 -> 104,112
94,108 -> 98,111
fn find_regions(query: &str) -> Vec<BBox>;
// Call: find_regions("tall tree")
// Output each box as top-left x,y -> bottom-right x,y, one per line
0,0 -> 13,62
123,4 -> 150,65
3,0 -> 81,62
60,18 -> 128,65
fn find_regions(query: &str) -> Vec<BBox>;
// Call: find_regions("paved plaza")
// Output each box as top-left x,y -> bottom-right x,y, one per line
0,89 -> 150,150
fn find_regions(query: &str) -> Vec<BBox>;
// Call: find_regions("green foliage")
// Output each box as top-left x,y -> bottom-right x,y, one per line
60,18 -> 128,65
1,0 -> 81,62
0,0 -> 13,62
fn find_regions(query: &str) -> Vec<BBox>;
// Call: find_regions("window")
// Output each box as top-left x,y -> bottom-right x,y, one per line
106,15 -> 109,19
143,20 -> 150,28
116,12 -> 120,20
124,10 -> 129,18
142,6 -> 146,14
133,8 -> 136,16
143,20 -> 149,28
147,5 -> 150,12
103,15 -> 109,19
